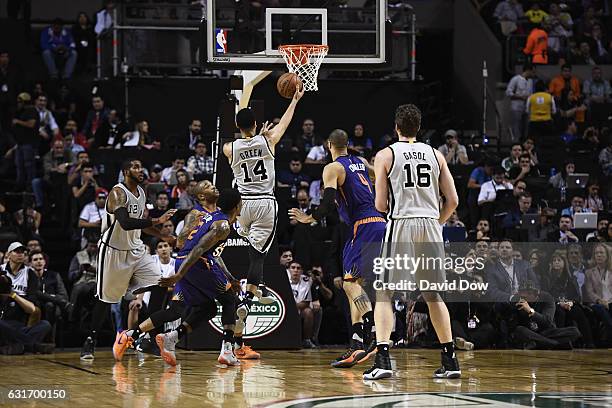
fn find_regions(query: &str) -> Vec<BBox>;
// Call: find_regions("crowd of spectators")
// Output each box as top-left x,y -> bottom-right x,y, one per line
484,0 -> 612,66
1,1 -> 611,355
1,68 -> 611,353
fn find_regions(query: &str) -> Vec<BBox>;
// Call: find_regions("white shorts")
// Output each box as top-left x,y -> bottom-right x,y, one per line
96,243 -> 160,303
379,217 -> 446,287
237,197 -> 278,254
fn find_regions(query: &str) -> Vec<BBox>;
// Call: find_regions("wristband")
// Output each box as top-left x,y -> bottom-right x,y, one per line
10,292 -> 17,299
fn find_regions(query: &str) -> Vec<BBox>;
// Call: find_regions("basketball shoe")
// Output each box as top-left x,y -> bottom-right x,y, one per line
218,341 -> 240,366
454,337 -> 474,351
134,334 -> 161,357
433,352 -> 461,378
113,330 -> 135,361
331,343 -> 367,368
256,284 -> 275,305
362,352 -> 393,380
80,336 -> 95,361
234,344 -> 260,359
156,331 -> 179,366
236,297 -> 251,328
358,340 -> 377,364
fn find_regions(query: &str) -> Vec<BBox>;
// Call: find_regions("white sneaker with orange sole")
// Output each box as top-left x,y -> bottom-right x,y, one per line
218,341 -> 240,366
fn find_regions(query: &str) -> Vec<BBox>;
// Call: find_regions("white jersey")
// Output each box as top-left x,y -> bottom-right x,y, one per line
0,263 -> 29,296
230,134 -> 275,198
101,183 -> 147,251
287,271 -> 312,303
387,141 -> 441,220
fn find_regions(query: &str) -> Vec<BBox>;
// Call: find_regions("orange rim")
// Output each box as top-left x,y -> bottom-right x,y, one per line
278,44 -> 329,53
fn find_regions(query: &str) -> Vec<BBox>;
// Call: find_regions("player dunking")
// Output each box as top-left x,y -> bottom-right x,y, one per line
365,104 -> 461,380
81,159 -> 176,361
289,129 -> 384,368
222,85 -> 304,358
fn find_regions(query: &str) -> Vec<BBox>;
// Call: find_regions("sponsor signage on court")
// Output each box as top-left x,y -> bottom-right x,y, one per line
209,282 -> 286,339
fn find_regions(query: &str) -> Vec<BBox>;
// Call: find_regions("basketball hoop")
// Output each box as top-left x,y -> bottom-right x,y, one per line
278,44 -> 329,92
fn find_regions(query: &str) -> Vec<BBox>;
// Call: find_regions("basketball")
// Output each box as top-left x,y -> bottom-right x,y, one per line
277,72 -> 302,99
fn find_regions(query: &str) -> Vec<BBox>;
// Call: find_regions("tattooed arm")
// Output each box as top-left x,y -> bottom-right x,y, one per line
177,209 -> 201,249
160,220 -> 230,286
214,255 -> 235,281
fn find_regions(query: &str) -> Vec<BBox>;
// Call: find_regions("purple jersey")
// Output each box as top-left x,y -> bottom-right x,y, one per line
335,155 -> 381,226
178,209 -> 228,262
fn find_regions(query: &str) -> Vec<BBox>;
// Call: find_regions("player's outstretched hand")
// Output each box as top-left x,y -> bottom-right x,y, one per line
260,121 -> 275,138
155,209 -> 177,225
288,208 -> 312,224
293,83 -> 305,102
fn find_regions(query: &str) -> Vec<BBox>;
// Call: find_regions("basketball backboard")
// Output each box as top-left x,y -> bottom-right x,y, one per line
201,0 -> 391,70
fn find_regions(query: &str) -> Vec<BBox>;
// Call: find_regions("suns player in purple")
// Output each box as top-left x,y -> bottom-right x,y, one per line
157,188 -> 242,367
290,129 -> 385,368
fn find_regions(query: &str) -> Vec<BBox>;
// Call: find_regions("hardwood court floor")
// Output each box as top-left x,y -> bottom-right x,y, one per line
1,348 -> 611,407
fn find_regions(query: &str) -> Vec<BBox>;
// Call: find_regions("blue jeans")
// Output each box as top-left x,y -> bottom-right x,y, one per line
15,144 -> 36,188
42,49 -> 77,79
592,303 -> 612,331
0,319 -> 52,348
32,177 -> 45,207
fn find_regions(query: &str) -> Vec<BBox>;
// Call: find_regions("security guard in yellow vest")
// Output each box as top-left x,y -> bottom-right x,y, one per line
526,81 -> 556,141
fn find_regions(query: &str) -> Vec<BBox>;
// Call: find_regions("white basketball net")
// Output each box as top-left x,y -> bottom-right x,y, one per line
279,44 -> 329,92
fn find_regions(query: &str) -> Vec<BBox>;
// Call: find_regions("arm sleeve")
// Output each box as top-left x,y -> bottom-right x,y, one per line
26,270 -> 41,306
311,187 -> 336,221
113,207 -> 153,230
95,11 -> 105,35
55,274 -> 69,304
506,77 -> 517,96
523,34 -> 534,54
68,256 -> 80,282
551,97 -> 557,114
49,113 -> 59,131
525,96 -> 531,113
306,147 -> 318,160
40,30 -> 50,51
477,183 -> 489,203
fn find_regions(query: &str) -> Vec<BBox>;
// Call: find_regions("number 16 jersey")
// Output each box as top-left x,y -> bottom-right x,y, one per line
387,141 -> 440,220
231,134 -> 275,197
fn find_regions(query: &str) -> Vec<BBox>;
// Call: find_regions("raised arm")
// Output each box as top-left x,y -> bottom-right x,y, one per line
161,220 -> 231,285
374,147 -> 392,214
264,86 -> 305,147
436,149 -> 459,224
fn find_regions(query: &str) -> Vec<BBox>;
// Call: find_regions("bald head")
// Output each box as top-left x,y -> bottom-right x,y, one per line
194,181 -> 219,204
328,129 -> 348,149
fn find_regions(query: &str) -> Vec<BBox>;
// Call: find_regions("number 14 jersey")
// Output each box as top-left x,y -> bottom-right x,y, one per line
387,141 -> 440,220
231,134 -> 275,197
